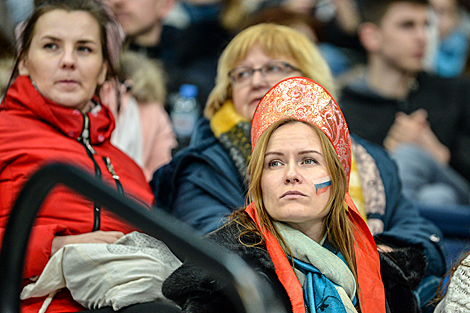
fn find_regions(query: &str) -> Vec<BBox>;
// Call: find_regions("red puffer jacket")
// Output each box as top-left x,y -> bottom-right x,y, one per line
0,76 -> 155,312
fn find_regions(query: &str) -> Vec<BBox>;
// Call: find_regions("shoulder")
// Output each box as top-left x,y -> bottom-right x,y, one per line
151,119 -> 241,206
208,220 -> 274,271
417,71 -> 470,93
352,135 -> 390,160
351,134 -> 397,173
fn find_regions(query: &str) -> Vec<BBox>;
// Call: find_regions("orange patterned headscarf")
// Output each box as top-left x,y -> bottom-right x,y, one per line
247,77 -> 386,313
251,76 -> 351,182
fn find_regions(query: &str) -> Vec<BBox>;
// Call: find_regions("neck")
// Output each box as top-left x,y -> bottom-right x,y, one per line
131,23 -> 162,47
80,101 -> 93,113
367,57 -> 418,100
288,221 -> 325,243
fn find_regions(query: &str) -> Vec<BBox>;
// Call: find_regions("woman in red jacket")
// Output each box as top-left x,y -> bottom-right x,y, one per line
0,0 -> 179,312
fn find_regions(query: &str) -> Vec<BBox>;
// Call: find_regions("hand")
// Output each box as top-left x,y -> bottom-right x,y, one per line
384,109 -> 450,164
384,109 -> 428,150
284,0 -> 316,14
377,244 -> 394,253
332,0 -> 361,34
51,231 -> 124,256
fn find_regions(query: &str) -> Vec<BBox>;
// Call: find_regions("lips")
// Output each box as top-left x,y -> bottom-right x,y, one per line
59,80 -> 77,84
280,190 -> 306,198
250,98 -> 262,107
56,80 -> 79,90
114,12 -> 130,22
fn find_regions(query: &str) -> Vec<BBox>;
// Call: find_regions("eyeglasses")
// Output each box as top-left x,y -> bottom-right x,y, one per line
228,61 -> 301,86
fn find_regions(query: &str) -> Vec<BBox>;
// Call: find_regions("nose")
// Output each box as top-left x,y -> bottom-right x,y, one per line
284,164 -> 302,184
61,48 -> 76,70
416,24 -> 428,45
250,68 -> 269,88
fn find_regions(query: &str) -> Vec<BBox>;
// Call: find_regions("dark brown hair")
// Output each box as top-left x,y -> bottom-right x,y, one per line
360,0 -> 429,24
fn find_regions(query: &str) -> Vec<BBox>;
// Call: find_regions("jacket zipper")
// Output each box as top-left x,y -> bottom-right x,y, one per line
103,156 -> 124,195
78,113 -> 102,231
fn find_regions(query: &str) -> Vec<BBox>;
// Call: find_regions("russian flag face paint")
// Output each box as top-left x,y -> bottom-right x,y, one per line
313,176 -> 331,195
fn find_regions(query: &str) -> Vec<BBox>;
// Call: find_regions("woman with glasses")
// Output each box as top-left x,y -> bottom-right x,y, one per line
152,23 -> 334,233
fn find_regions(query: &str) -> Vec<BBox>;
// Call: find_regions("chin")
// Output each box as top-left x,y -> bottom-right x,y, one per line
53,98 -> 88,111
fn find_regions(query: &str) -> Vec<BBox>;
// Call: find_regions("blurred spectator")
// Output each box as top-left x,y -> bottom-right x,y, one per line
339,0 -> 470,207
0,58 -> 15,98
152,23 -> 335,234
167,0 -> 247,104
101,51 -> 177,181
104,0 -> 181,106
0,7 -> 15,98
107,0 -> 239,150
434,250 -> 470,312
5,0 -> 34,25
429,0 -> 470,77
105,0 -> 176,62
241,5 -> 365,77
254,0 -> 365,51
0,0 -> 17,50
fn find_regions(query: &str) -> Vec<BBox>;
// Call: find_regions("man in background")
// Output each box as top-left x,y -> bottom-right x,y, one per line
339,0 -> 470,206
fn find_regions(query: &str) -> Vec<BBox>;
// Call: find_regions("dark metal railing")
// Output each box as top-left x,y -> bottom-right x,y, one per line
0,163 -> 285,313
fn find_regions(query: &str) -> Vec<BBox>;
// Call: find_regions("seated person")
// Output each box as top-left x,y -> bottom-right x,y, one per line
152,23 -> 336,234
101,51 -> 177,181
0,0 -> 179,312
153,24 -> 446,309
162,77 -> 390,313
434,250 -> 470,312
338,0 -> 470,206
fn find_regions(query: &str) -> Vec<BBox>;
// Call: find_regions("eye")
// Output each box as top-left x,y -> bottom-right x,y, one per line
233,68 -> 252,82
77,45 -> 92,53
302,158 -> 317,165
264,63 -> 283,74
268,160 -> 283,168
43,43 -> 58,50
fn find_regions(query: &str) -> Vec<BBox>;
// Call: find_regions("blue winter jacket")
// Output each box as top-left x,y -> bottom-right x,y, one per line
152,118 -> 246,234
152,119 -> 446,277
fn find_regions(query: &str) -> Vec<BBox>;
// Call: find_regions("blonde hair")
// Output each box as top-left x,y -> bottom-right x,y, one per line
117,51 -> 166,104
246,119 -> 360,307
204,23 -> 335,119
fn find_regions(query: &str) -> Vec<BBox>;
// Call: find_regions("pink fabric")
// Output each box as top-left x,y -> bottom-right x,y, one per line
101,82 -> 176,181
138,102 -> 176,181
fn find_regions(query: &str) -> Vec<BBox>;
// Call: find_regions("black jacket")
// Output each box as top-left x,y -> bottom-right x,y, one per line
339,71 -> 470,182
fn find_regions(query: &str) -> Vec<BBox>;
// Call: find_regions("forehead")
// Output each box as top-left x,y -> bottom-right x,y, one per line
232,43 -> 296,67
380,2 -> 429,26
130,0 -> 164,13
266,122 -> 322,152
33,9 -> 101,41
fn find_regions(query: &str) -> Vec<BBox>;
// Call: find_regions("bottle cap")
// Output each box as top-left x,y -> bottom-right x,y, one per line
179,84 -> 198,98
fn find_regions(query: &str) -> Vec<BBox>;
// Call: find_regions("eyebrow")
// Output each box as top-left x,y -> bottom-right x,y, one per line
234,60 -> 285,68
264,150 -> 322,157
39,35 -> 99,45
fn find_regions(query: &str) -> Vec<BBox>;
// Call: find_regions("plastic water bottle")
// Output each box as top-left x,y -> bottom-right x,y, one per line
170,84 -> 200,139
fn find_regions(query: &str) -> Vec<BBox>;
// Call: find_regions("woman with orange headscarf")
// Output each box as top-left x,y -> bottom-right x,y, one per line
162,77 -> 387,313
